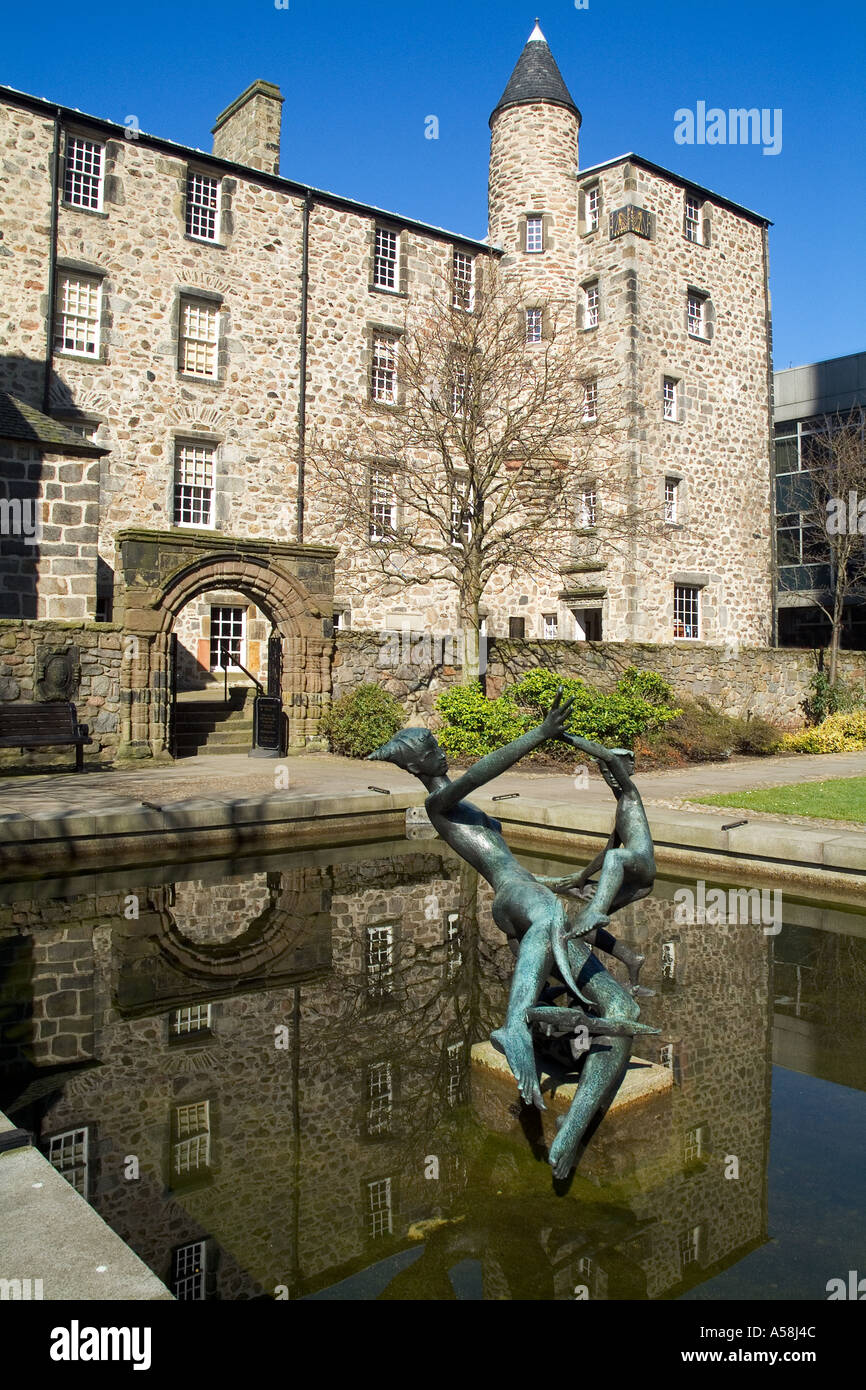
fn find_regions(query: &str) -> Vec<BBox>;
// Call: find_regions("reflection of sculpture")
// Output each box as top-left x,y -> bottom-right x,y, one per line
369,688 -> 659,1179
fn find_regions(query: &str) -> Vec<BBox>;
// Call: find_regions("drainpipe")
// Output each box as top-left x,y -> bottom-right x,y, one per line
296,191 -> 311,543
763,224 -> 779,648
43,109 -> 63,414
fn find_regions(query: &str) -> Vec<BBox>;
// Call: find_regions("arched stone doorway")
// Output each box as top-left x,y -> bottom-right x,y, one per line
113,529 -> 337,758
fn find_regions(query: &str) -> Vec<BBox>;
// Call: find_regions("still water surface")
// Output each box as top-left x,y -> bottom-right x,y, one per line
1,837 -> 863,1301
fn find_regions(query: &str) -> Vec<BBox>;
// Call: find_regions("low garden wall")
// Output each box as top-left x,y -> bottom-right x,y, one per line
0,619 -> 123,767
333,631 -> 866,728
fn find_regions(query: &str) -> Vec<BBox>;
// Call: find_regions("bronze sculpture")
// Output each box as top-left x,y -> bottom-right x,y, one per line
369,688 -> 659,1179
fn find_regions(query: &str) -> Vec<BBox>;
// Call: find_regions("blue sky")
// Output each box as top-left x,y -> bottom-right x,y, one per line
3,0 -> 865,368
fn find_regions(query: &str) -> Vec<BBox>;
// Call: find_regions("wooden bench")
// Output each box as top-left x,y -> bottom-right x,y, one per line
0,702 -> 92,772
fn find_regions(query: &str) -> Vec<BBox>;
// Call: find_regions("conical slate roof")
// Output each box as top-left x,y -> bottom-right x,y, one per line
490,23 -> 581,127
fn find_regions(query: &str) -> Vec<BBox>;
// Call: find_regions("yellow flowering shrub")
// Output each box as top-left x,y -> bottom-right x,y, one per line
780,710 -> 866,754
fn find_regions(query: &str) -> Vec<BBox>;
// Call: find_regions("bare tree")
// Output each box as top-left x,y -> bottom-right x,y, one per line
309,262 -> 641,683
790,407 -> 866,685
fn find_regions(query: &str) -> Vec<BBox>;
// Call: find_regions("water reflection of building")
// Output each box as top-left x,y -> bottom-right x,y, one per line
0,845 -> 474,1299
3,843 -> 856,1299
477,856 -> 774,1298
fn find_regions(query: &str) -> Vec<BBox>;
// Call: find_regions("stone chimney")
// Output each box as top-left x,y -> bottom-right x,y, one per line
212,80 -> 284,175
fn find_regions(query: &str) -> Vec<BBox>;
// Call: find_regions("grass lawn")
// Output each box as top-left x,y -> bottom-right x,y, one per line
697,777 -> 866,824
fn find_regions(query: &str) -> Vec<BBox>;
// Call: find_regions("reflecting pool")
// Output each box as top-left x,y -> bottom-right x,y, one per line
1,838 -> 864,1300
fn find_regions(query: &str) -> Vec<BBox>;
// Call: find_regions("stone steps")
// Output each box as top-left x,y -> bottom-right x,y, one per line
173,688 -> 257,756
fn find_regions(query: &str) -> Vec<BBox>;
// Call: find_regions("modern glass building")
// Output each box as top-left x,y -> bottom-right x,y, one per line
774,351 -> 866,648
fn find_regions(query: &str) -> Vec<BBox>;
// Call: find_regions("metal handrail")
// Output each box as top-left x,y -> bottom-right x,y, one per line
219,646 -> 264,700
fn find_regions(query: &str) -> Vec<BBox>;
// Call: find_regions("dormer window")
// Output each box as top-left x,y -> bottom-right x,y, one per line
586,184 -> 600,233
452,250 -> 475,311
63,137 -> 104,211
684,192 -> 704,244
373,228 -> 399,291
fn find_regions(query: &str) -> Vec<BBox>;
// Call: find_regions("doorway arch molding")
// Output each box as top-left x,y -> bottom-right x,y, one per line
114,528 -> 337,758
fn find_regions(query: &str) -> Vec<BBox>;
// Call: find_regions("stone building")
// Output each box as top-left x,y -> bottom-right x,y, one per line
0,24 -> 774,749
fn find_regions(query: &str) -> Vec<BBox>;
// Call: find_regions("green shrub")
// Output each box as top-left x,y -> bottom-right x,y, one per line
802,669 -> 861,725
434,682 -> 529,761
322,684 -> 405,758
434,667 -> 682,763
615,665 -> 676,707
506,667 -> 681,747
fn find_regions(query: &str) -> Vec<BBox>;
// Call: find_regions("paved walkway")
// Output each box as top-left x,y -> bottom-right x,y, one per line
0,749 -> 864,820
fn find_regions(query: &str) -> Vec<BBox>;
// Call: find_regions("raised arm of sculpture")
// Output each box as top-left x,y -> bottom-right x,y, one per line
423,688 -> 576,815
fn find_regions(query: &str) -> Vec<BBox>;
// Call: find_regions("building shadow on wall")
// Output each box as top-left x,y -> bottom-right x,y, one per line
0,358 -> 95,620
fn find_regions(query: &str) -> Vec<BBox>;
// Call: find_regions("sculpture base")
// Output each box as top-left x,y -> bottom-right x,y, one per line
471,1042 -> 674,1179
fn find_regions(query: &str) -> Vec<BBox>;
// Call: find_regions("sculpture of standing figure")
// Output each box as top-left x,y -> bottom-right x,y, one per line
368,688 -> 658,1178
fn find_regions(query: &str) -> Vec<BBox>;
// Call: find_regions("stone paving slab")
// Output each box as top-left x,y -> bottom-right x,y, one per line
1,748 -> 865,819
0,1110 -> 172,1301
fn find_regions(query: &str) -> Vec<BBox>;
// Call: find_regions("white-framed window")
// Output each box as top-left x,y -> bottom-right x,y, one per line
661,940 -> 677,980
371,334 -> 398,403
664,476 -> 680,523
687,291 -> 706,338
684,1125 -> 705,1164
582,378 -> 598,422
170,1003 -> 213,1038
45,1127 -> 89,1198
451,478 -> 473,545
445,911 -> 462,979
174,440 -> 215,527
179,297 -> 220,379
525,307 -> 543,344
367,923 -> 395,997
373,228 -> 399,291
663,377 -> 678,420
173,1241 -> 207,1301
172,1100 -> 211,1176
333,608 -> 350,631
367,1177 -> 393,1239
586,183 -> 600,233
452,249 -> 475,311
54,272 -> 102,358
684,192 -> 702,243
367,1061 -> 393,1136
673,584 -> 700,639
578,1256 -> 608,1299
452,365 -> 471,416
446,1042 -> 463,1108
579,484 -> 597,528
584,280 -> 599,329
542,613 -> 558,640
525,215 -> 544,253
186,171 -> 221,241
679,1225 -> 702,1269
369,468 -> 396,542
210,606 -> 245,670
63,137 -> 104,211
659,1043 -> 674,1070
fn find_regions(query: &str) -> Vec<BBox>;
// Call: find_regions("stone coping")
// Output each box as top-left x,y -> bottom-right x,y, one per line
473,794 -> 866,888
0,1110 -> 173,1301
0,784 -> 863,884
